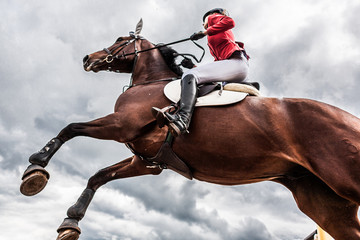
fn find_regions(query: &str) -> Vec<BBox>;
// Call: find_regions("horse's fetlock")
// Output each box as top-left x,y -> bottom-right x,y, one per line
29,138 -> 63,167
88,173 -> 104,190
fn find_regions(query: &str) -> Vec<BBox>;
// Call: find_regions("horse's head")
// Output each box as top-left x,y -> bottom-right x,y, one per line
83,19 -> 183,84
83,35 -> 138,73
83,19 -> 144,73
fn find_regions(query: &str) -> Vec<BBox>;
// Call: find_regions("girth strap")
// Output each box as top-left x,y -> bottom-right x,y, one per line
125,132 -> 193,180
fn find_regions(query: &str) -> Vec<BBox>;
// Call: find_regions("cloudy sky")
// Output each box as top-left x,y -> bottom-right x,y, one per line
1,0 -> 360,239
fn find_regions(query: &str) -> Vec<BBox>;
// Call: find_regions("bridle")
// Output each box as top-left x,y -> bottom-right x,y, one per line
102,37 -> 138,64
100,33 -> 206,90
102,34 -> 205,64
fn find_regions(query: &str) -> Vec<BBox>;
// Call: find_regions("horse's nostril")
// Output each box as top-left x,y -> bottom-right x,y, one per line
83,55 -> 89,64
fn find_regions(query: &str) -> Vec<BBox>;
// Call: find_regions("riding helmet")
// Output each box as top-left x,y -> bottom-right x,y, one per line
203,8 -> 229,22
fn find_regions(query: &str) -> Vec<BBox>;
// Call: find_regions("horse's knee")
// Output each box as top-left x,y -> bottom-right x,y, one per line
131,155 -> 163,175
86,156 -> 162,191
87,170 -> 107,191
57,123 -> 87,142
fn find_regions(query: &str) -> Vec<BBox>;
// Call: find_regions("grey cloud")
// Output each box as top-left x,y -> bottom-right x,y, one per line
235,217 -> 273,240
34,113 -> 67,133
259,20 -> 327,95
108,175 -> 210,222
0,148 -> 24,170
345,2 -> 360,39
102,175 -> 283,239
1,1 -> 358,240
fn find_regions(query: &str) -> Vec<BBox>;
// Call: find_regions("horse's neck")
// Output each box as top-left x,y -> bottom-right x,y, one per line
131,41 -> 178,83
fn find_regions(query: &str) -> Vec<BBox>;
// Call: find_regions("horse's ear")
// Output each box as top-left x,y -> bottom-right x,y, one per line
134,18 -> 143,36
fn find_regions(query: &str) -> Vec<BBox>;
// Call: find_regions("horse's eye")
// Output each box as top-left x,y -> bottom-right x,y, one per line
116,37 -> 123,43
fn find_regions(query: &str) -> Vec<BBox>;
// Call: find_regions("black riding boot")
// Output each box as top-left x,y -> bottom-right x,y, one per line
165,74 -> 198,136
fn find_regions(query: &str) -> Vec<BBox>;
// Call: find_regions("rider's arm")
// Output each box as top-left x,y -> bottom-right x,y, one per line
206,15 -> 235,36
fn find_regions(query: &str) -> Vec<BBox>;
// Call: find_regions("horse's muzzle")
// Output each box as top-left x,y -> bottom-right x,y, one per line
83,55 -> 93,72
83,55 -> 89,64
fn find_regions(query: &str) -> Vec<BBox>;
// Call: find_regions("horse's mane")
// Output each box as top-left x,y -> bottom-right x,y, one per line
156,44 -> 183,77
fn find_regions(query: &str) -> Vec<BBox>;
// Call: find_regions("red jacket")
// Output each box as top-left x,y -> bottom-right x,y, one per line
206,14 -> 242,61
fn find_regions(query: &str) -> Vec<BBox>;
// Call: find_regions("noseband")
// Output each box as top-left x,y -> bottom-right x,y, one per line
102,38 -> 137,63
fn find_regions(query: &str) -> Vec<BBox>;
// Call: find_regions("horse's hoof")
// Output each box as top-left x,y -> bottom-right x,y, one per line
20,164 -> 49,196
56,229 -> 80,240
57,218 -> 81,240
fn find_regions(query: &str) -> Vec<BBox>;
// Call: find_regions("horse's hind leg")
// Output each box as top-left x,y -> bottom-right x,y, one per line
277,173 -> 360,240
56,155 -> 162,240
20,112 -> 134,196
300,133 -> 360,206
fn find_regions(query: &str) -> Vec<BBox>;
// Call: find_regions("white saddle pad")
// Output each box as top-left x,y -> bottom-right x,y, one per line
164,80 -> 254,107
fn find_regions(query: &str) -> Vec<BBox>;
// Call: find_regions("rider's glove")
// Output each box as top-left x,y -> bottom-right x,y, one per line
181,58 -> 195,69
190,31 -> 206,41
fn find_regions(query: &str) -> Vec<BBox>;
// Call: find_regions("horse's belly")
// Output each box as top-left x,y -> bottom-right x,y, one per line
174,145 -> 298,185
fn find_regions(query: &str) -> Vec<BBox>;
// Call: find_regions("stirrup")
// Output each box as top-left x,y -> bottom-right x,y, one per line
169,120 -> 189,137
151,105 -> 177,128
167,113 -> 191,137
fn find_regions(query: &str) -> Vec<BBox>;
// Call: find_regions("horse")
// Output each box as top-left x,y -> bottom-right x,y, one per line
20,21 -> 360,240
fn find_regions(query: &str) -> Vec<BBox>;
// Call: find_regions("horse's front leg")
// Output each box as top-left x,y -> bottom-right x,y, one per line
20,112 -> 143,196
56,155 -> 162,240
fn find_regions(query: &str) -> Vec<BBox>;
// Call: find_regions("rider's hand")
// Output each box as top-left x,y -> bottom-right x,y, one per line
190,31 -> 206,41
181,58 -> 195,69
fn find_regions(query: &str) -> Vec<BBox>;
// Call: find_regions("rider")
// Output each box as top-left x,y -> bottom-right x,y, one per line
153,8 -> 250,136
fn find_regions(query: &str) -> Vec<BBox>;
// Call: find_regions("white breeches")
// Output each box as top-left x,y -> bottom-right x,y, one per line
182,57 -> 249,85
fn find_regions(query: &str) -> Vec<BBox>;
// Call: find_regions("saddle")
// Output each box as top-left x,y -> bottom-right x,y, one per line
164,80 -> 260,107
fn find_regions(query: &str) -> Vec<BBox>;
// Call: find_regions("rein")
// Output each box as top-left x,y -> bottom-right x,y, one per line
102,34 -> 205,91
103,37 -> 205,64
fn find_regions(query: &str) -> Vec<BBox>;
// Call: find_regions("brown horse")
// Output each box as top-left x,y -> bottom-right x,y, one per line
20,25 -> 360,239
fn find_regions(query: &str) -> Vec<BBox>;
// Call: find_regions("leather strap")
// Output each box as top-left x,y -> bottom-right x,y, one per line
125,132 -> 193,180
